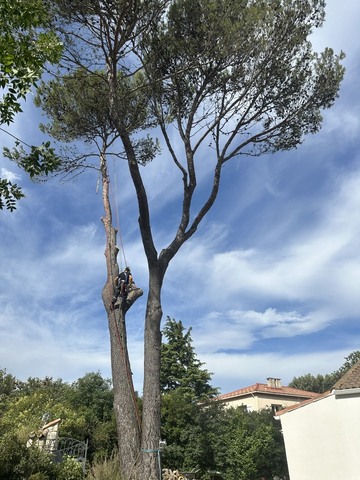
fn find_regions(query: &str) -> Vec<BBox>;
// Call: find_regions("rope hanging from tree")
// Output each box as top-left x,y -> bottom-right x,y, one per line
108,161 -> 141,432
110,159 -> 128,269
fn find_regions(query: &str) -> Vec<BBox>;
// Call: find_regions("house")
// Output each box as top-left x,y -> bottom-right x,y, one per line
276,361 -> 360,480
216,377 -> 318,412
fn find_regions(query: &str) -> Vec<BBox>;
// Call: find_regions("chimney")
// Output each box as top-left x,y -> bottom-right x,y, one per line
267,377 -> 282,388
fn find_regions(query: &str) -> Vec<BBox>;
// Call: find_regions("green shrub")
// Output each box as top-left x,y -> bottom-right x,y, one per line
86,450 -> 122,480
29,474 -> 50,480
0,433 -> 57,480
56,455 -> 84,480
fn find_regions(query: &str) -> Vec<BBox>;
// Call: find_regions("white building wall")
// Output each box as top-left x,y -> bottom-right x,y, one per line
223,394 -> 310,412
280,393 -> 360,480
223,396 -> 259,411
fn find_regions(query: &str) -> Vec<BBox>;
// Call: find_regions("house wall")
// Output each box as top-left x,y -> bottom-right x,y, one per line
280,393 -> 360,480
222,394 -> 310,412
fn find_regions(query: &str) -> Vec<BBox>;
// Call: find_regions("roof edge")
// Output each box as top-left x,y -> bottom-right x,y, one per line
275,391 -> 331,416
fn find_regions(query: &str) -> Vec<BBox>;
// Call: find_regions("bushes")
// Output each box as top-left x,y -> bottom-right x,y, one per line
0,433 -> 57,480
0,433 -> 83,480
86,450 -> 122,480
56,456 -> 84,480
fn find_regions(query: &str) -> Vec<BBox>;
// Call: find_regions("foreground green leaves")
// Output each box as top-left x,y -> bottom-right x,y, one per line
0,140 -> 61,211
0,0 -> 62,124
0,178 -> 24,211
0,0 -> 62,211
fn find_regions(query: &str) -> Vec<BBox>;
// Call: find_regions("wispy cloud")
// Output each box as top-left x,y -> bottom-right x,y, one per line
200,349 -> 357,393
1,1 -> 360,395
1,167 -> 21,183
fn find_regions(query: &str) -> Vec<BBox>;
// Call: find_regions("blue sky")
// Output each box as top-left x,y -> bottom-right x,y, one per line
1,0 -> 360,395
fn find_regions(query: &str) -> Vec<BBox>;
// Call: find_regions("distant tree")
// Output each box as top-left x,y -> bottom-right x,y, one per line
0,375 -> 87,480
161,389 -> 224,476
333,350 -> 360,379
15,375 -> 68,396
215,407 -> 288,480
0,368 -> 20,421
67,372 -> 117,460
0,379 -> 82,440
15,1 -> 345,477
0,368 -> 18,396
289,351 -> 360,393
0,0 -> 62,211
288,372 -> 336,393
161,316 -> 217,398
69,372 -> 113,420
0,370 -> 118,472
160,317 -> 221,475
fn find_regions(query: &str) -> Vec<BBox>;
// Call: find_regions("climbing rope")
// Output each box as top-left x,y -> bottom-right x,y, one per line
110,159 -> 128,269
106,159 -> 140,432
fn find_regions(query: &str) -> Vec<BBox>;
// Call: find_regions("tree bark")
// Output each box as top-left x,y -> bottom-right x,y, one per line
139,273 -> 163,479
116,130 -> 166,479
100,151 -> 143,479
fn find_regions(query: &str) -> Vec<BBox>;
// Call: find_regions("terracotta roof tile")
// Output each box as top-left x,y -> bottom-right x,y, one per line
276,361 -> 360,416
333,360 -> 360,390
275,391 -> 329,416
216,382 -> 319,401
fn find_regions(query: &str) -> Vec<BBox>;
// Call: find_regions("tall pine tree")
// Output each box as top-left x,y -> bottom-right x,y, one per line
160,317 -> 221,475
161,317 -> 217,398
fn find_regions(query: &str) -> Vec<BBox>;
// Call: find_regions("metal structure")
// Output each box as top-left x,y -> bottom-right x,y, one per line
52,437 -> 88,474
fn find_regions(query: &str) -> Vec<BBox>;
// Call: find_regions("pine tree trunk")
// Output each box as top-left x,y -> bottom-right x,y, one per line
108,303 -> 142,478
139,283 -> 163,479
100,152 -> 144,479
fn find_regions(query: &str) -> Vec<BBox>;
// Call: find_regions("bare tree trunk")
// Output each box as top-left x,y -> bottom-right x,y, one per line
100,151 -> 143,479
114,130 -> 166,479
139,272 -> 163,479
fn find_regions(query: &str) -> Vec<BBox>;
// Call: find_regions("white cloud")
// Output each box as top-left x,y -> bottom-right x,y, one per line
193,308 -> 328,356
1,0 -> 360,396
311,1 -> 360,57
184,165 -> 360,312
201,348 -> 357,394
0,300 -> 109,377
1,167 -> 21,183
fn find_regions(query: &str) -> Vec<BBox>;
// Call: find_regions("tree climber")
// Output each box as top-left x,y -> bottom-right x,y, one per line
111,266 -> 136,309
